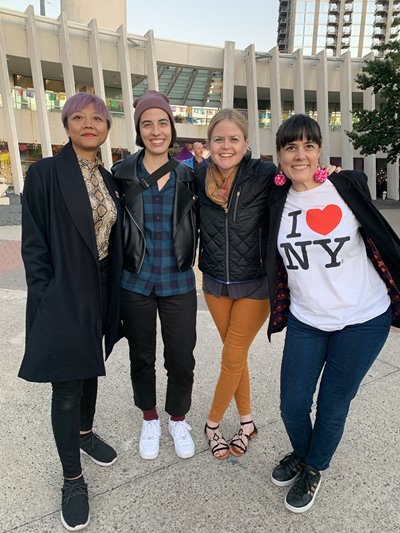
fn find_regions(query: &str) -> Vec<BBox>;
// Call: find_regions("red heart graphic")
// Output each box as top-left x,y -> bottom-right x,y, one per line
306,205 -> 342,235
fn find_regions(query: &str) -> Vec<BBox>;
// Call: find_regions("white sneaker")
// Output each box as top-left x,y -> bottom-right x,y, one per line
139,419 -> 161,460
168,419 -> 195,459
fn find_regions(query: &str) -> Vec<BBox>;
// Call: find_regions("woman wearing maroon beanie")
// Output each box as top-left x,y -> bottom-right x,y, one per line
112,90 -> 198,461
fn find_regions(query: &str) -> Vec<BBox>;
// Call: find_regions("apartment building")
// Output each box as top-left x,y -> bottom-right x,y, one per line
278,0 -> 400,57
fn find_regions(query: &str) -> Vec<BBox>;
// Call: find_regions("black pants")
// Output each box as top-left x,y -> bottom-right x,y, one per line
51,259 -> 109,479
51,378 -> 98,478
120,288 -> 197,416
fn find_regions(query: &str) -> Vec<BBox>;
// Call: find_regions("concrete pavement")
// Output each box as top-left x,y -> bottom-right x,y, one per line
1,210 -> 400,533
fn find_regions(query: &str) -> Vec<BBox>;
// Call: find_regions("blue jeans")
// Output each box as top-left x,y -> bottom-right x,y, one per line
280,307 -> 391,471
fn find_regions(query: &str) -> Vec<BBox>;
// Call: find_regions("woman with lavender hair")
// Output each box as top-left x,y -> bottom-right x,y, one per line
19,93 -> 123,531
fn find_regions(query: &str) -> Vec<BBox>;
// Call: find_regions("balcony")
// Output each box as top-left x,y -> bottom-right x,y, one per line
373,27 -> 385,36
374,16 -> 387,26
375,3 -> 387,15
328,15 -> 339,24
329,4 -> 339,14
344,3 -> 354,13
372,39 -> 385,49
342,26 -> 352,37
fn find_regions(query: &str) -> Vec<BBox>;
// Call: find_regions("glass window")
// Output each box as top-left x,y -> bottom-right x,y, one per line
319,2 -> 330,14
293,36 -> 304,48
305,1 -> 316,13
303,36 -> 313,47
365,13 -> 375,24
305,13 -> 315,24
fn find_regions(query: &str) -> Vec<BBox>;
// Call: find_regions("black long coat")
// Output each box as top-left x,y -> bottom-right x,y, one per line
18,141 -> 123,382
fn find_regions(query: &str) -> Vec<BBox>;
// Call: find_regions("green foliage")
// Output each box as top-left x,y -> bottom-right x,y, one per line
347,40 -> 400,163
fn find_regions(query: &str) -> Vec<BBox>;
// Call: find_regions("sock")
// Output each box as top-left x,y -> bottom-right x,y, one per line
170,415 -> 185,422
143,408 -> 158,421
79,430 -> 93,440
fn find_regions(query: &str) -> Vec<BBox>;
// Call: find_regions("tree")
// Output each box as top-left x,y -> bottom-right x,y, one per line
347,40 -> 400,164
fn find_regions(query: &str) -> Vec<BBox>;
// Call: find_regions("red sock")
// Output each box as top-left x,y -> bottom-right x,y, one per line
143,408 -> 158,421
170,415 -> 185,422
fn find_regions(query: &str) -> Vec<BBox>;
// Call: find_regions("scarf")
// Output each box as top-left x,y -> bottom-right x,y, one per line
205,161 -> 238,211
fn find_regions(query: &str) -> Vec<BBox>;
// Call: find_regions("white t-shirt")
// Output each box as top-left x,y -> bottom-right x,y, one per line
277,180 -> 390,331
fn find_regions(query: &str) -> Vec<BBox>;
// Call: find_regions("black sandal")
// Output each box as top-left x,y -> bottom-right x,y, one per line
204,423 -> 230,460
229,420 -> 258,457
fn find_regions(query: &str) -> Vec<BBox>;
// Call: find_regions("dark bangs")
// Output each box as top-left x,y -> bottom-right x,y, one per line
276,114 -> 322,150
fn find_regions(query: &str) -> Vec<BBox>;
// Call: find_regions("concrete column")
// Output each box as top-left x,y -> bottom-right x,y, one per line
339,51 -> 353,169
25,5 -> 52,158
0,16 -> 23,194
58,11 -> 76,98
387,158 -> 399,200
222,41 -> 235,108
144,30 -> 159,91
293,49 -> 305,114
244,44 -> 260,158
117,25 -> 136,154
316,50 -> 330,166
362,70 -> 377,198
88,18 -> 112,169
269,47 -> 282,165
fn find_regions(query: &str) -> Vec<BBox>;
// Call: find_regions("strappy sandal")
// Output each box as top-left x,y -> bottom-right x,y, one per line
229,420 -> 258,457
204,423 -> 230,460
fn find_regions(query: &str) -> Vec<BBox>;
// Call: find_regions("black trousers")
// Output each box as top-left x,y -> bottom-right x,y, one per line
51,378 -> 98,478
120,288 -> 197,416
51,259 -> 109,479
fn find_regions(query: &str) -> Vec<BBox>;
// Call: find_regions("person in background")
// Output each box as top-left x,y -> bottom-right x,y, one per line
19,93 -> 123,531
112,90 -> 198,462
182,141 -> 206,171
267,113 -> 400,513
196,109 -> 276,460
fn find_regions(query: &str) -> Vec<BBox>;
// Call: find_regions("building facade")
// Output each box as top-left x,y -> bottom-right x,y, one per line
278,0 -> 400,57
0,1 -> 399,199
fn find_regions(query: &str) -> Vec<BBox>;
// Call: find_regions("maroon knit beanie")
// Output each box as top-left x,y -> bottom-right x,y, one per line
133,90 -> 177,148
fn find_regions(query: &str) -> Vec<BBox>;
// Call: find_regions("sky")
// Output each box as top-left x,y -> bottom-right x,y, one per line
0,0 -> 281,52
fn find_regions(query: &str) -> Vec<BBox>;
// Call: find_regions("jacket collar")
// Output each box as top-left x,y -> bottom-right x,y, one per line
54,141 -> 98,261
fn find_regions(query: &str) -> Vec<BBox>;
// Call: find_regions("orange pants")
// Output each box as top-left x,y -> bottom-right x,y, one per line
205,294 -> 270,422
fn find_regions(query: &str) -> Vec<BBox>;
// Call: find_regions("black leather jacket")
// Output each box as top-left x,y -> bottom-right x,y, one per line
197,152 -> 276,282
112,150 -> 198,273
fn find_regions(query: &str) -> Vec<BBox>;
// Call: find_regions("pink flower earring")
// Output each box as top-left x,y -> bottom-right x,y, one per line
314,167 -> 328,183
274,170 -> 287,186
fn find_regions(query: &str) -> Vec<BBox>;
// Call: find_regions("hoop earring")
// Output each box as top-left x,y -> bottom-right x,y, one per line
274,170 -> 287,186
314,167 -> 328,183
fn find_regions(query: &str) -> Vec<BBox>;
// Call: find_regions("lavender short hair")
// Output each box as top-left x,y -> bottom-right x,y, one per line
62,93 -> 112,129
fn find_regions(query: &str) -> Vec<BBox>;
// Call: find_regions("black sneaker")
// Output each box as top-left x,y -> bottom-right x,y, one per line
61,478 -> 90,531
285,464 -> 321,513
271,452 -> 304,487
80,432 -> 117,467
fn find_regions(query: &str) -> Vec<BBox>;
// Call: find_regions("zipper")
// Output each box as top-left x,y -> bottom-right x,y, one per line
125,205 -> 146,272
259,227 -> 263,266
224,165 -> 244,282
233,190 -> 241,222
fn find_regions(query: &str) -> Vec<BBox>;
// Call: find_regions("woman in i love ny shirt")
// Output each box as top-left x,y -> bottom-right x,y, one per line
265,114 -> 400,514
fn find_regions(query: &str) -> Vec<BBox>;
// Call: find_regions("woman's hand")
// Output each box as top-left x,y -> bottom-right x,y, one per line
324,165 -> 341,175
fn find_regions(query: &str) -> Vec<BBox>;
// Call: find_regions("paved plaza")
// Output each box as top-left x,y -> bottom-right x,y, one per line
1,203 -> 400,532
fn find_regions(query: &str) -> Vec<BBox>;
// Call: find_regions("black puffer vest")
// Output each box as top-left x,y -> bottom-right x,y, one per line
197,153 -> 276,282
